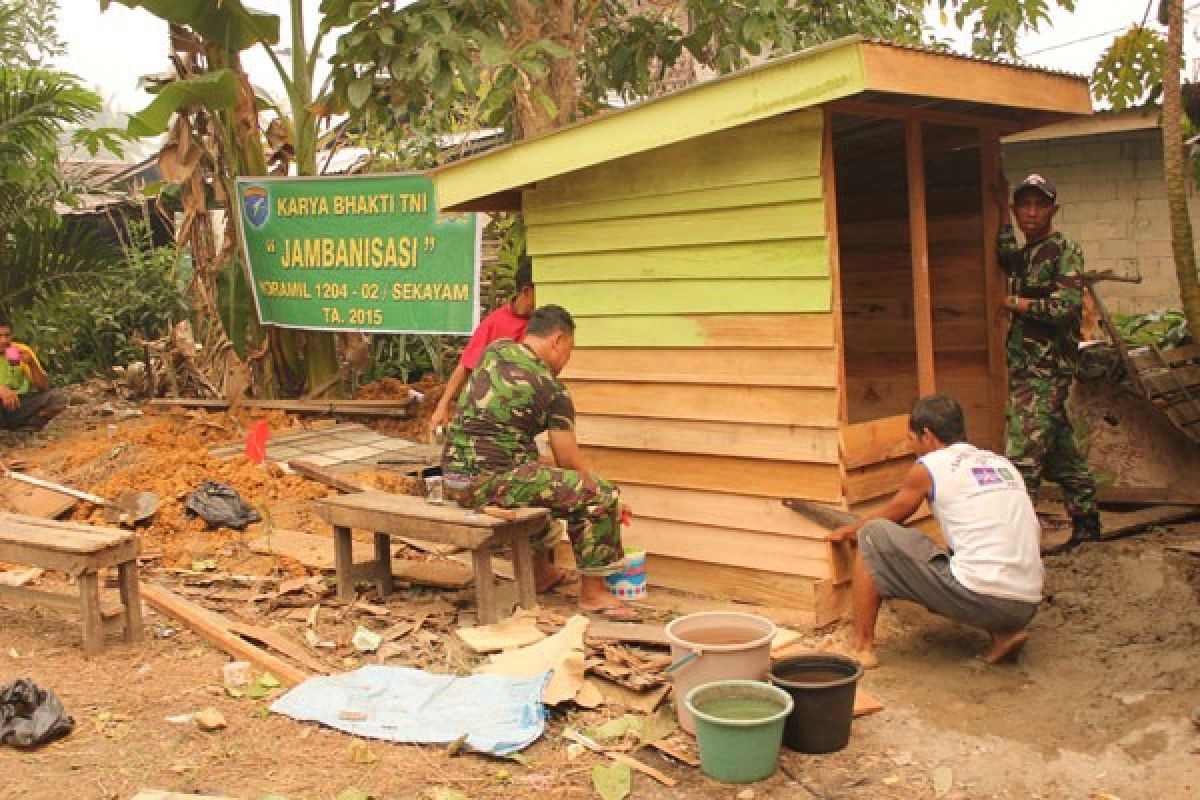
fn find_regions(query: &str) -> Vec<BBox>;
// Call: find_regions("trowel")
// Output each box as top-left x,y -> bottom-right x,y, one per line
1,469 -> 160,526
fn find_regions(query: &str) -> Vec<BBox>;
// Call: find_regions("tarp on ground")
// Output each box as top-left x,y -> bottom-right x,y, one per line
269,665 -> 549,755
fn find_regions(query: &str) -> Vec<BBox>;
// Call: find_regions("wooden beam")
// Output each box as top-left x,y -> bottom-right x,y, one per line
824,108 -> 850,425
140,582 -> 310,687
828,98 -> 1022,133
978,127 -> 1008,452
288,460 -> 369,494
906,119 -> 936,395
148,398 -> 413,418
840,415 -> 915,470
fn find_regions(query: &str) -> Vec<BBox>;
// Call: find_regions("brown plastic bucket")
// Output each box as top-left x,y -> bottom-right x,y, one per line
665,611 -> 776,733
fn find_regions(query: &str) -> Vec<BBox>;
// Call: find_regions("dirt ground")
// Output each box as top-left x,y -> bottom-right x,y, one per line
1,386 -> 1198,800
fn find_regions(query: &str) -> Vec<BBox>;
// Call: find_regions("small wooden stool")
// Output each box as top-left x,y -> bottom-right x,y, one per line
313,491 -> 550,623
0,512 -> 143,656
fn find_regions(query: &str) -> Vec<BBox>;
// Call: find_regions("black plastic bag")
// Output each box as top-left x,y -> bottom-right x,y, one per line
185,479 -> 262,530
0,678 -> 74,748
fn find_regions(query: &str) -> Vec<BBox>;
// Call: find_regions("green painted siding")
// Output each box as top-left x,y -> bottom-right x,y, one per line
527,111 -> 831,338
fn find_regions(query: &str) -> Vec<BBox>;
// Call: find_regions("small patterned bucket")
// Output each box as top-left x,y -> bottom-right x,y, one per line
604,548 -> 647,600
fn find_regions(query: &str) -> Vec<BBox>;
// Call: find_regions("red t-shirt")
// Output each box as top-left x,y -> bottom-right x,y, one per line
459,303 -> 529,369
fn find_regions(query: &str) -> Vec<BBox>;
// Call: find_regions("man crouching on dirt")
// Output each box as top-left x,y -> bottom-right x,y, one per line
441,304 -> 637,621
0,313 -> 67,432
830,395 -> 1043,669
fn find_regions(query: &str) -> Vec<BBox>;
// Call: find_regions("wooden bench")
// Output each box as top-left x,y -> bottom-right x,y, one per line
0,512 -> 143,656
313,491 -> 551,624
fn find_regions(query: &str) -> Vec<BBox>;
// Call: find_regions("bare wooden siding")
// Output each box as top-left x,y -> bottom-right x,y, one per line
524,112 -> 840,602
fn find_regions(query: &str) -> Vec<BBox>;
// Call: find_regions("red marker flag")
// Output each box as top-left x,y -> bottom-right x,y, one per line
245,419 -> 271,464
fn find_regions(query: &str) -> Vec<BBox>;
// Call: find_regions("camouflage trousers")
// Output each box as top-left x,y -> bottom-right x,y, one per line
472,463 -> 625,577
1005,371 -> 1097,518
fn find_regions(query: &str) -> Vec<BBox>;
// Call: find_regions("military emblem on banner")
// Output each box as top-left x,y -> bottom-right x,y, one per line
242,185 -> 270,228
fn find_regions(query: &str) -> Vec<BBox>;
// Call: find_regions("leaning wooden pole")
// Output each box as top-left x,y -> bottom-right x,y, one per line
1163,0 -> 1200,344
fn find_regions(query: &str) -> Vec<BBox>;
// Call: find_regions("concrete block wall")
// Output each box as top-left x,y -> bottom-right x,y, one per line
1004,130 -> 1190,314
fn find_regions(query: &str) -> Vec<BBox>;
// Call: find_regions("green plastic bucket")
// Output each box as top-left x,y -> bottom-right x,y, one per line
684,679 -> 794,784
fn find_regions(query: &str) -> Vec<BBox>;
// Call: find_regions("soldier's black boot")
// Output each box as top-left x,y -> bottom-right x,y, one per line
1043,512 -> 1102,556
1066,512 -> 1102,548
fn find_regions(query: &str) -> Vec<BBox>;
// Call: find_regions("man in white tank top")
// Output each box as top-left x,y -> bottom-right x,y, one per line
830,396 -> 1044,669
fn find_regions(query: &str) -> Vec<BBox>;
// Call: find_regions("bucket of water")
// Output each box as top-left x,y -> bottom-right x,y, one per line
664,611 -> 776,733
603,548 -> 646,600
769,652 -> 863,753
685,679 -> 793,784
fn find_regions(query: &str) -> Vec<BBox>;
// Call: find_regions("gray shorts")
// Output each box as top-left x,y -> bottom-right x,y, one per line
0,389 -> 67,430
859,520 -> 1038,633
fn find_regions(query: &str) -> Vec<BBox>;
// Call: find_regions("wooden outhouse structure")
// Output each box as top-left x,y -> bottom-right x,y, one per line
431,37 -> 1092,623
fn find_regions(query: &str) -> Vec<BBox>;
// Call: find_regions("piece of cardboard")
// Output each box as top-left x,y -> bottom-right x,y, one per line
456,610 -> 546,653
478,614 -> 589,705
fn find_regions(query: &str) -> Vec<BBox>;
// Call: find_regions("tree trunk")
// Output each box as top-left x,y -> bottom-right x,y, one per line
1163,0 -> 1200,343
510,0 -> 577,139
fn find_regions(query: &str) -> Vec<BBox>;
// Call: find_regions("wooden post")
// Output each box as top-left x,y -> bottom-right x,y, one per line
373,532 -> 394,597
333,525 -> 355,601
117,561 -> 144,643
472,544 -> 499,624
823,108 -> 849,424
78,571 -> 104,657
906,119 -> 936,396
979,127 -> 1008,451
509,531 -> 539,611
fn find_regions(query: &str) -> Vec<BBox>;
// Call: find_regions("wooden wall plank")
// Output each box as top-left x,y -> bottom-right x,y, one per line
843,456 -> 914,505
619,484 -> 836,539
564,347 -> 838,386
623,518 -> 832,578
576,415 -> 840,463
526,112 -> 825,208
840,414 -> 915,470
646,555 -> 820,609
528,201 -> 825,256
569,382 -> 839,426
584,446 -> 842,502
907,120 -> 936,395
570,315 -> 836,349
525,177 -> 822,226
534,239 -> 829,284
541,277 -> 832,316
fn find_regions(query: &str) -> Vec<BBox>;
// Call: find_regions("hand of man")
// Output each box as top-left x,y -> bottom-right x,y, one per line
829,524 -> 860,544
0,385 -> 19,411
429,404 -> 451,433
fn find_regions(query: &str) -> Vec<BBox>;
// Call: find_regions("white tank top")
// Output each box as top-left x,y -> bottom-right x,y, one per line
918,442 -> 1044,603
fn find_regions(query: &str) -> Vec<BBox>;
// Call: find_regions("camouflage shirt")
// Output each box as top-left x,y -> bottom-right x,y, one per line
442,339 -> 575,476
997,225 -> 1085,378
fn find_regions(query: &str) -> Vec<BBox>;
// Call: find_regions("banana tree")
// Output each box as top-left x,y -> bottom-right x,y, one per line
101,0 -> 340,397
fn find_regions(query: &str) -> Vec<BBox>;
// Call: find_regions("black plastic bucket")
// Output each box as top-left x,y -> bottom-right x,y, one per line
769,653 -> 863,753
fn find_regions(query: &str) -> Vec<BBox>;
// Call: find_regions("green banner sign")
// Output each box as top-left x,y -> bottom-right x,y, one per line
236,173 -> 480,334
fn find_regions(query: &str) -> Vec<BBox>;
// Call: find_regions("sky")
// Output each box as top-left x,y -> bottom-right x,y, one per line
55,1 -> 1196,116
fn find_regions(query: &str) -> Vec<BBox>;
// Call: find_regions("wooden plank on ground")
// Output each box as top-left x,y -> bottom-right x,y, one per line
140,582 -> 309,687
1165,540 -> 1200,555
1100,505 -> 1200,540
226,621 -> 332,674
248,528 -> 473,589
585,620 -> 670,648
151,397 -> 413,418
288,460 -> 369,493
0,477 -> 77,519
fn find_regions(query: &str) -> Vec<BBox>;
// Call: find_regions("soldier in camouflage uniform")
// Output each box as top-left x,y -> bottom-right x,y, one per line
442,304 -> 636,619
997,173 -> 1100,550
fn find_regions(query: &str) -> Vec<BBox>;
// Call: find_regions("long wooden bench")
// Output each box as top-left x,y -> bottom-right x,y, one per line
313,491 -> 550,623
0,512 -> 143,656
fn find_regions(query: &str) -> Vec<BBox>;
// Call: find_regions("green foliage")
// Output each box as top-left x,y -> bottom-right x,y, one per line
126,69 -> 241,137
937,0 -> 1073,58
21,222 -> 188,384
99,0 -> 280,52
1091,26 -> 1165,110
0,1 -> 64,70
1113,309 -> 1192,349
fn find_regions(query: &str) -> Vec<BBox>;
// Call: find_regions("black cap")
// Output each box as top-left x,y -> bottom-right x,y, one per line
1013,173 -> 1057,201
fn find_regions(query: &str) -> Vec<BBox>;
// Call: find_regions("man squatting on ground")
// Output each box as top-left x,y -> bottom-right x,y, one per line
0,313 -> 67,432
430,258 -> 536,433
441,304 -> 637,620
831,396 -> 1044,669
997,173 -> 1100,551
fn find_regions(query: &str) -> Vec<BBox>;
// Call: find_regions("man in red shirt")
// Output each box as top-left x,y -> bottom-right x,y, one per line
430,259 -> 536,432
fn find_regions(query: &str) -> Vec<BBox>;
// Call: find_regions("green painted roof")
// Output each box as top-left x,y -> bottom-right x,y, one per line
432,35 -> 1092,210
